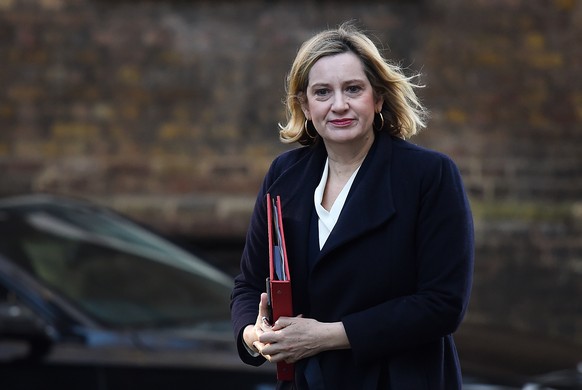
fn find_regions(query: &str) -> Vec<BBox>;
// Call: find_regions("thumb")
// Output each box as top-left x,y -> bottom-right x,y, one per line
259,292 -> 270,321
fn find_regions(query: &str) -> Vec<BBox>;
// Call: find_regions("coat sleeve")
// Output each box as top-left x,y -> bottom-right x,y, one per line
342,154 -> 474,366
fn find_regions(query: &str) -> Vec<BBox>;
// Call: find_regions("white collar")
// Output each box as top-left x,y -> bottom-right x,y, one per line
313,158 -> 361,249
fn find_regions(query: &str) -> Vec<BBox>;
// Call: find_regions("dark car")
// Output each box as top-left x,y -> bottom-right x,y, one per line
0,194 -> 275,390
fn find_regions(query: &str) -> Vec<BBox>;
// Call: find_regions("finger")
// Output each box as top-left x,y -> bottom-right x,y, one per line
258,293 -> 266,313
259,292 -> 269,317
258,318 -> 272,333
254,342 -> 275,362
265,350 -> 288,363
261,316 -> 272,328
255,294 -> 271,329
270,319 -> 284,330
253,341 -> 264,352
258,330 -> 277,344
284,356 -> 297,364
271,313 -> 303,330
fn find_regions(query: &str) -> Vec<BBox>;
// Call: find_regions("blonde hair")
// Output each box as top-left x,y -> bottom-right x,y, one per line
279,22 -> 427,145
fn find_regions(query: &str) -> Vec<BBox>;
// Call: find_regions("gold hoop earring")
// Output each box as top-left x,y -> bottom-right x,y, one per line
374,112 -> 385,131
304,119 -> 317,139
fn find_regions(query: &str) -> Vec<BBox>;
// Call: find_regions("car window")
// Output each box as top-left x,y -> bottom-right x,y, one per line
22,203 -> 233,287
31,203 -> 175,257
16,230 -> 231,328
0,200 -> 234,329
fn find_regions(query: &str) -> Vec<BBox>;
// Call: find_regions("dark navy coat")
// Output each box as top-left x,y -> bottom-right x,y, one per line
231,130 -> 474,389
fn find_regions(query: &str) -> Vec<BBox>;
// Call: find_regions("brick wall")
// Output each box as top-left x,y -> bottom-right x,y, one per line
415,0 -> 582,343
1,0 -> 581,344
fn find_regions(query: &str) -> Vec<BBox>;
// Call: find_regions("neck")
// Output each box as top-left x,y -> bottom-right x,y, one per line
325,134 -> 374,179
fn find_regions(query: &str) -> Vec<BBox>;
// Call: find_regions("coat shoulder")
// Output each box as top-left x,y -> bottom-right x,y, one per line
390,137 -> 460,176
267,144 -> 321,181
273,145 -> 311,167
391,137 -> 454,164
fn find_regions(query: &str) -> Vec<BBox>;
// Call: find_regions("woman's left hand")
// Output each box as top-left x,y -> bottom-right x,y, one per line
254,316 -> 350,364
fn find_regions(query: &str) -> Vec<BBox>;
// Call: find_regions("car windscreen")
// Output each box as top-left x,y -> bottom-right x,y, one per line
0,201 -> 233,329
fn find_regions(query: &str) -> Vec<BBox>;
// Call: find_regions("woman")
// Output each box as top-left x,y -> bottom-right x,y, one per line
231,22 -> 474,389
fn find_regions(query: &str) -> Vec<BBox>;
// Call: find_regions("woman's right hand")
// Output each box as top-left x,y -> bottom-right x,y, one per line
242,293 -> 272,355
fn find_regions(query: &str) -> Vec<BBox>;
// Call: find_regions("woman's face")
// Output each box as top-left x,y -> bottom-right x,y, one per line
301,51 -> 383,148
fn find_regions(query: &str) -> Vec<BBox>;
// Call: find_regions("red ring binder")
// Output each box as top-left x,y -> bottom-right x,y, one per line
266,193 -> 294,381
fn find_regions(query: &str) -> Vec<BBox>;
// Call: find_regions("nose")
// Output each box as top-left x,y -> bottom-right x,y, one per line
331,93 -> 348,111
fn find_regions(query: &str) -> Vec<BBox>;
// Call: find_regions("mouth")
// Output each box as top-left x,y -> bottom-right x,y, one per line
329,118 -> 354,127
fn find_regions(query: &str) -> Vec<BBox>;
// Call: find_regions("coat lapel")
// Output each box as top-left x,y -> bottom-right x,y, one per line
319,132 -> 396,260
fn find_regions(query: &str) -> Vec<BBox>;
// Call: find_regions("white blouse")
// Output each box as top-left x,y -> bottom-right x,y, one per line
314,158 -> 361,249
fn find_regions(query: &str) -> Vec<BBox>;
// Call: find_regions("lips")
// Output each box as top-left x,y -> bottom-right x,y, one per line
329,118 -> 354,126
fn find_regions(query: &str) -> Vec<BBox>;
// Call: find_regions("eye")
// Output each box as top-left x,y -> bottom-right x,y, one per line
346,85 -> 362,94
314,88 -> 329,97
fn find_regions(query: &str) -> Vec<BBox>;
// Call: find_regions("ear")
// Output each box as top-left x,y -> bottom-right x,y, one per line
298,92 -> 310,119
375,96 -> 384,113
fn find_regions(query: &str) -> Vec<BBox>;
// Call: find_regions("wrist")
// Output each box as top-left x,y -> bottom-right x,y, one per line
242,324 -> 259,353
322,321 -> 350,350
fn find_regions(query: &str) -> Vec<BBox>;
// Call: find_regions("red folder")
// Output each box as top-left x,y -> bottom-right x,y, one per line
266,193 -> 294,381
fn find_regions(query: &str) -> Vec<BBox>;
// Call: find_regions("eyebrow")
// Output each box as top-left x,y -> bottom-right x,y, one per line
309,79 -> 367,89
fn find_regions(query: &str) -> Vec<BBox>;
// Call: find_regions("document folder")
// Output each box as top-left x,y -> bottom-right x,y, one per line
266,193 -> 294,381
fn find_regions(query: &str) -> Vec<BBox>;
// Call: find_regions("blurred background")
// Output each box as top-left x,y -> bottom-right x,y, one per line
0,0 -> 581,386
